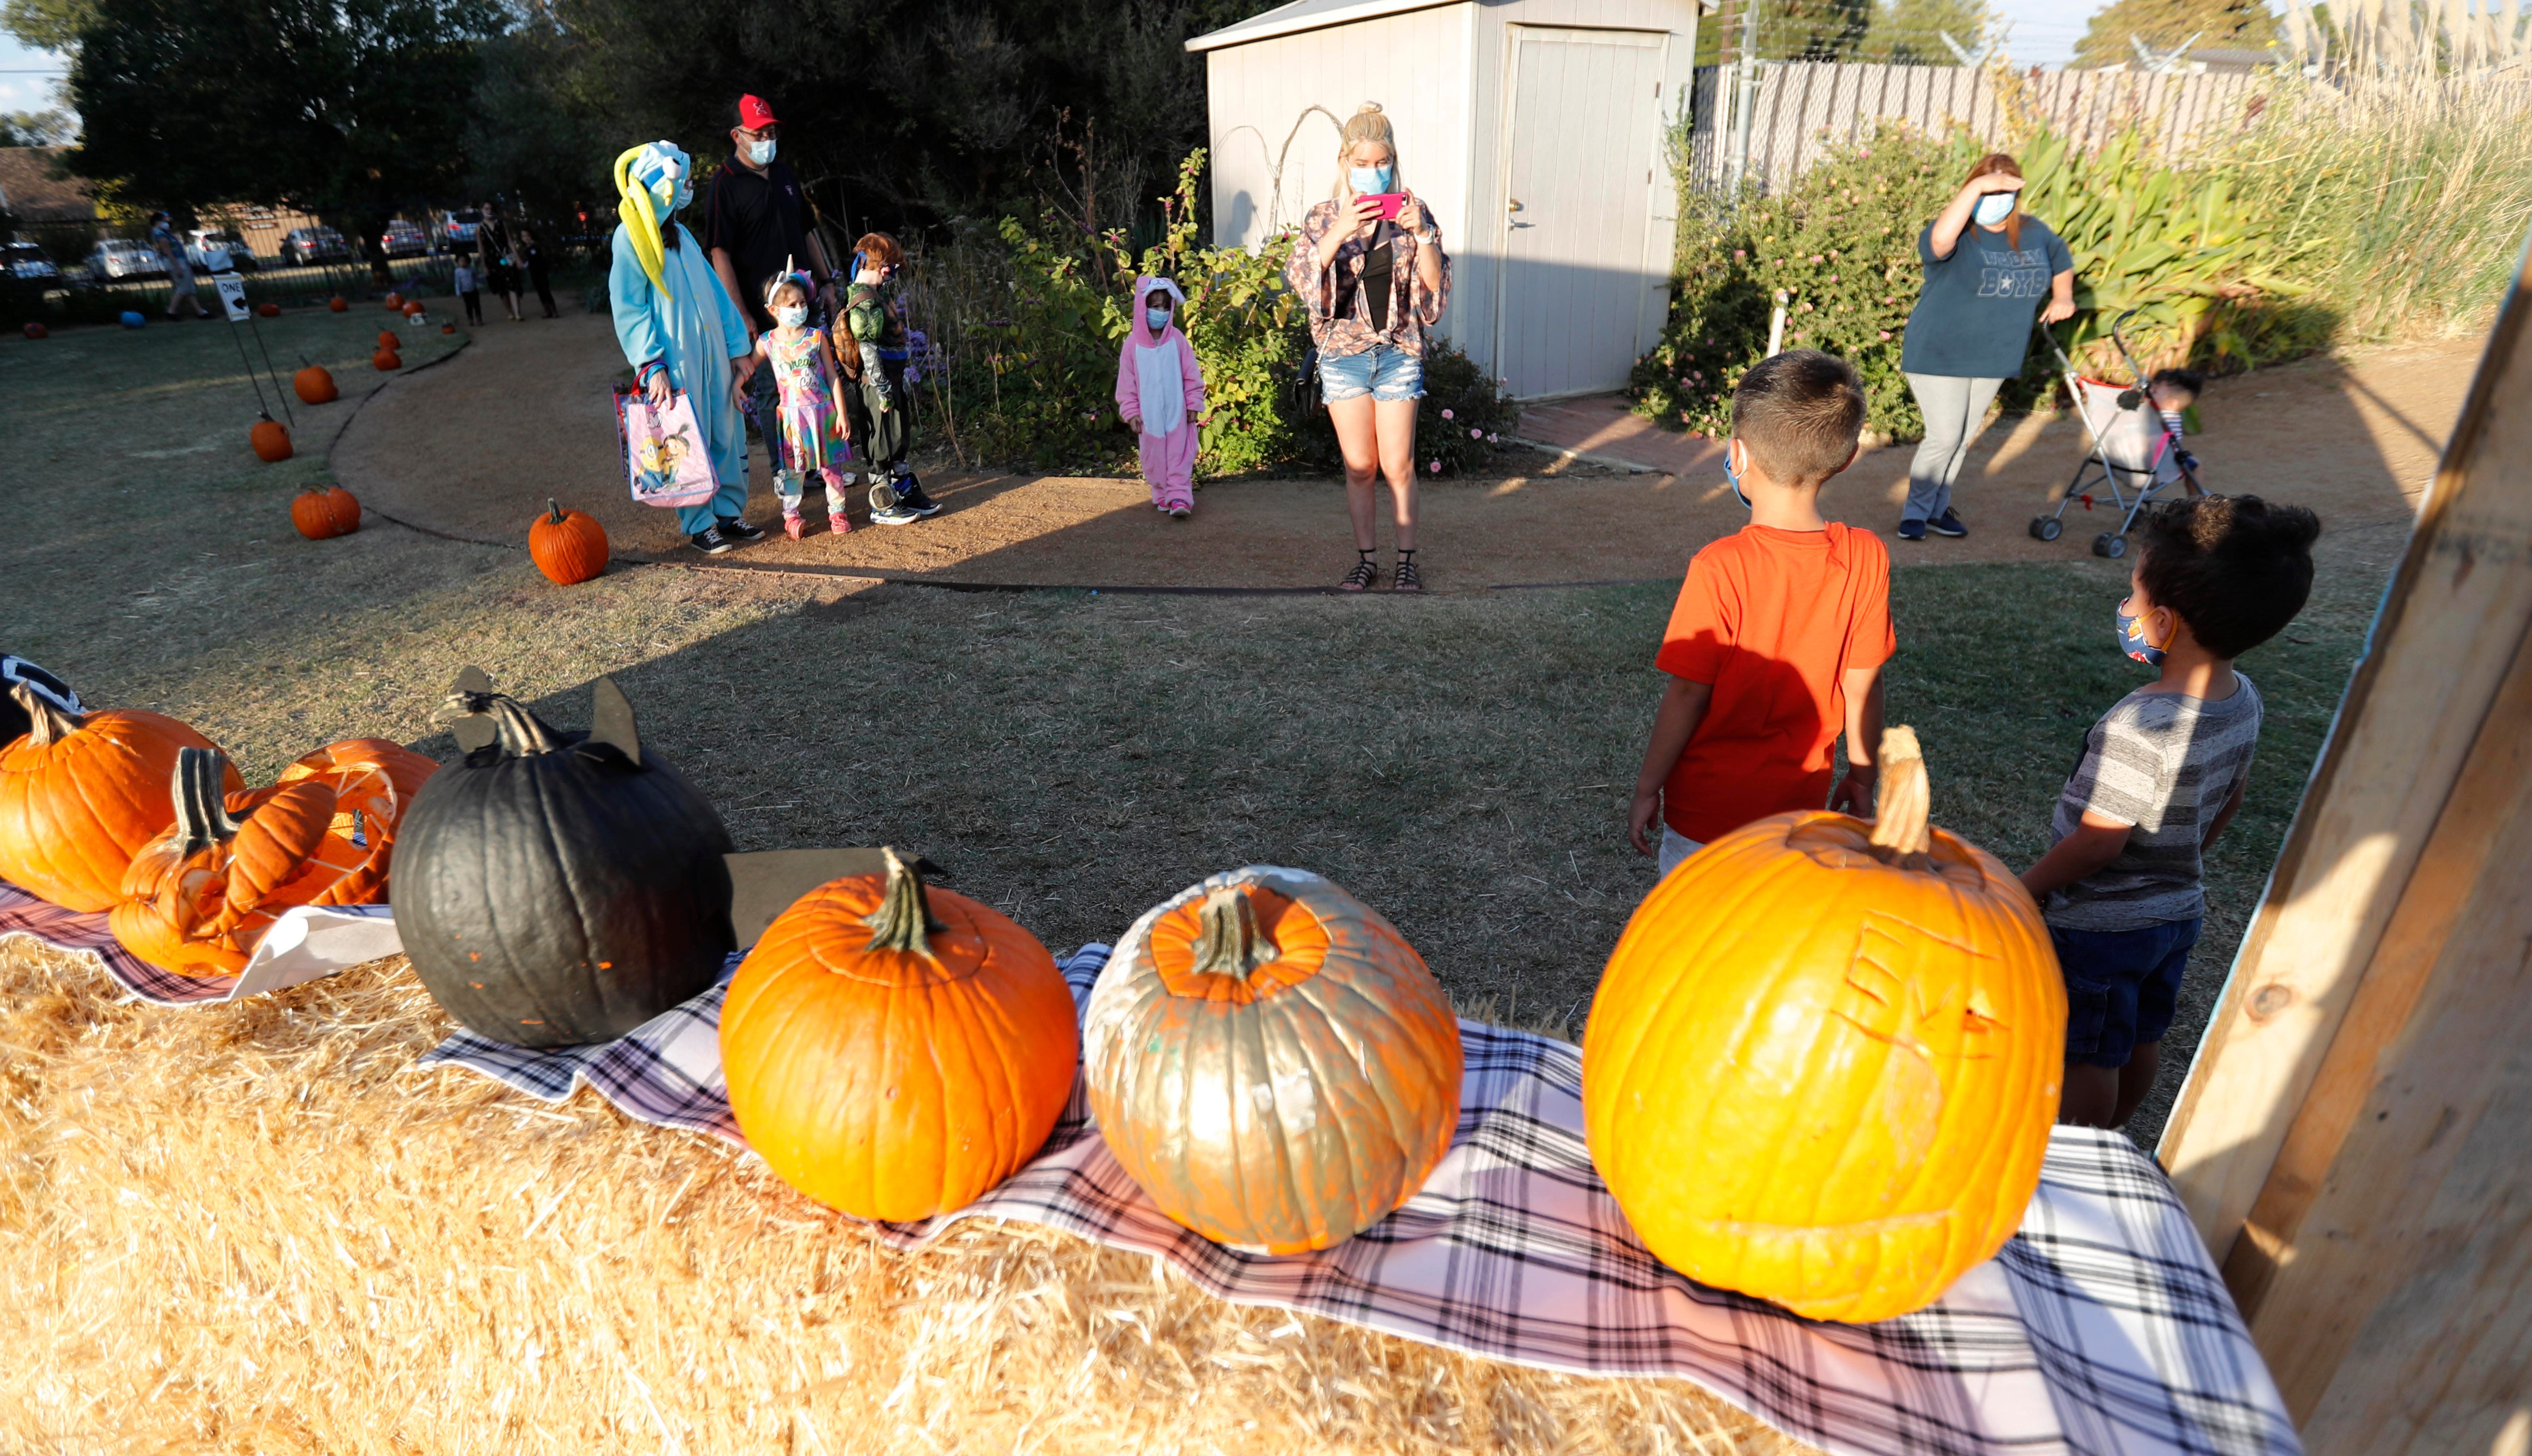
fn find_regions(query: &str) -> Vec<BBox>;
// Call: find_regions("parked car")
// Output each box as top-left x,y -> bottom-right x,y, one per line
434,208 -> 482,254
184,227 -> 257,273
380,219 -> 428,258
277,226 -> 351,266
3,240 -> 59,281
84,238 -> 167,280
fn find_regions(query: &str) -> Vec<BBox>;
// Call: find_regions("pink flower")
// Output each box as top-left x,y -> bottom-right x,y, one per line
1487,432 -> 1499,444
1428,460 -> 1441,473
1809,254 -> 1824,265
1441,407 -> 1455,419
1732,249 -> 1746,261
1469,427 -> 1482,438
1878,330 -> 1893,341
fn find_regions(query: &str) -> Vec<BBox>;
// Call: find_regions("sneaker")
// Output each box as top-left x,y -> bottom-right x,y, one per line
718,516 -> 766,542
689,525 -> 734,555
827,511 -> 853,535
783,513 -> 806,541
1929,508 -> 1968,538
1168,503 -> 1191,520
1896,518 -> 1927,541
895,477 -> 941,517
870,501 -> 921,526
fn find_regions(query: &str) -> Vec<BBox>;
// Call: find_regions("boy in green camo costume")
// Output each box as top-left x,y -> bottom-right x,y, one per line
836,231 -> 936,523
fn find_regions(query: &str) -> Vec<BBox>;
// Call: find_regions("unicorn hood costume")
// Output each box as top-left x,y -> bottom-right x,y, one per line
607,140 -> 758,540
1114,274 -> 1207,516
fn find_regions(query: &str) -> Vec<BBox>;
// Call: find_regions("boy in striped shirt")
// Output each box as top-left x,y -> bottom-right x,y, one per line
2020,495 -> 2321,1129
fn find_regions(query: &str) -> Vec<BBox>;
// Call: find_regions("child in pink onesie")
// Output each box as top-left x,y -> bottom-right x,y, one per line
1115,275 -> 1207,518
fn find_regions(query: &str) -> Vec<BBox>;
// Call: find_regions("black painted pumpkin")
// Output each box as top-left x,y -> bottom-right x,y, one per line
396,669 -> 735,1047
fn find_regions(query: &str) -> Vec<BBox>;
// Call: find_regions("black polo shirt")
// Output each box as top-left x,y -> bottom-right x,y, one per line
701,156 -> 813,332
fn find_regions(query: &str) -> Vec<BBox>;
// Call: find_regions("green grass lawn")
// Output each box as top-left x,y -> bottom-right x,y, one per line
0,316 -> 2393,1149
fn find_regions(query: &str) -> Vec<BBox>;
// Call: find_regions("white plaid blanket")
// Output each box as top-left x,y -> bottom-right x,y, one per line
0,880 -> 396,1006
421,946 -> 2299,1456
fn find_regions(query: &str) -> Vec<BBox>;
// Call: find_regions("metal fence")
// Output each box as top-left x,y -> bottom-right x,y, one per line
1686,61 -> 2271,195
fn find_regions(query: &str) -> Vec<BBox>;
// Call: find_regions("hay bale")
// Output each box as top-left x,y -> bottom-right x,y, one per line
0,940 -> 1816,1455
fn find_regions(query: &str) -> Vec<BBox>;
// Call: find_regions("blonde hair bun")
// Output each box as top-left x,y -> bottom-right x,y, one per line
1357,102 -> 1382,114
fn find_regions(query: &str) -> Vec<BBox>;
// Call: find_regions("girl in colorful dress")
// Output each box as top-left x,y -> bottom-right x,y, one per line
754,268 -> 854,538
1114,276 -> 1207,519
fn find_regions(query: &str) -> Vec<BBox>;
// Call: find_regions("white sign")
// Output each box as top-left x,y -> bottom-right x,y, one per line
215,273 -> 250,322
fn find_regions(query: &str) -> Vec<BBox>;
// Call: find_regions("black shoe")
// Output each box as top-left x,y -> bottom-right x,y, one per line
894,476 -> 941,517
1930,508 -> 1968,538
690,525 -> 734,555
718,516 -> 766,542
1896,518 -> 1927,541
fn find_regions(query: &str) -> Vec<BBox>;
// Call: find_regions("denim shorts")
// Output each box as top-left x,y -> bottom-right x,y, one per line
2051,917 -> 2201,1068
1318,343 -> 1425,402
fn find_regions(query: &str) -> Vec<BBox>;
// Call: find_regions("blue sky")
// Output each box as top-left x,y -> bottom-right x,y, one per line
0,32 -> 63,116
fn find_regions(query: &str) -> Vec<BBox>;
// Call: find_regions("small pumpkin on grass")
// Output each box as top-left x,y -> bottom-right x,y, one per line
1581,727 -> 2065,1324
328,296 -> 348,312
291,484 -> 361,539
529,499 -> 608,585
250,414 -> 292,463
376,329 -> 399,349
383,292 -> 403,310
110,744 -> 427,975
293,363 -> 338,405
256,302 -> 281,318
722,848 -> 1079,1222
441,322 -> 456,335
22,321 -> 46,339
397,669 -> 735,1048
373,347 -> 402,372
0,684 -> 241,912
1084,866 -> 1464,1253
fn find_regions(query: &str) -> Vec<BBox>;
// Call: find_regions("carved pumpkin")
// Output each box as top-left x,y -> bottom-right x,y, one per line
227,736 -> 439,904
396,670 -> 735,1048
1084,866 -> 1463,1253
1582,728 -> 2065,1324
722,848 -> 1079,1221
257,302 -> 281,318
373,348 -> 401,372
293,364 -> 338,405
0,684 -> 240,912
328,296 -> 348,312
291,485 -> 360,539
251,416 -> 292,463
110,746 -> 422,976
529,499 -> 608,586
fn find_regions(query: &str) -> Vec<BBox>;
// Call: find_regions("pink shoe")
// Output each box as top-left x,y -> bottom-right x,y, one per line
828,511 -> 852,535
783,513 -> 806,541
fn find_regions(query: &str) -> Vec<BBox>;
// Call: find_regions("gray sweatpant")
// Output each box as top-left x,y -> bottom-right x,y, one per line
1902,372 -> 2004,525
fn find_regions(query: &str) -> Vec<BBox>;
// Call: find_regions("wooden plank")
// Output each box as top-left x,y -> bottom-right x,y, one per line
2157,241 -> 2532,1257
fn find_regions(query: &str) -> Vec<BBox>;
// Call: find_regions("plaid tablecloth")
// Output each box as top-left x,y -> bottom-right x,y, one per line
0,879 -> 396,1006
422,945 -> 2299,1456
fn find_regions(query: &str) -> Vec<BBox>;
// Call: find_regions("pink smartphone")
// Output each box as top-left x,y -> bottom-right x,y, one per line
1361,192 -> 1406,221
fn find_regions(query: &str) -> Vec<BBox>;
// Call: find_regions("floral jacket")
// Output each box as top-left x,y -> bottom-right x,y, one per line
1285,198 -> 1452,358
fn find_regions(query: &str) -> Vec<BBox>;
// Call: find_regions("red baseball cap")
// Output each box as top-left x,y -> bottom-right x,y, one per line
738,94 -> 779,130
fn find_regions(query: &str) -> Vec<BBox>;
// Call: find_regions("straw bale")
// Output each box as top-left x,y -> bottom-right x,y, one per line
0,939 -> 1814,1456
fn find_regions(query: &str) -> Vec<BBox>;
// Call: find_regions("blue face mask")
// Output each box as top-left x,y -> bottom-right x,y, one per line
745,137 -> 777,166
1974,192 -> 2016,228
1145,306 -> 1172,330
2117,598 -> 2167,666
1350,165 -> 1393,195
1724,442 -> 1752,510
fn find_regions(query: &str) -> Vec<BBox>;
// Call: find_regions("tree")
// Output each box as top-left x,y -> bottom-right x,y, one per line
68,0 -> 498,280
0,107 -> 75,145
1856,0 -> 1995,65
1757,0 -> 1873,59
2072,0 -> 2280,68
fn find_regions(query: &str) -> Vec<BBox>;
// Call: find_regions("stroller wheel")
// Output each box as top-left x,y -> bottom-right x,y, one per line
2031,517 -> 2063,542
2093,532 -> 2128,559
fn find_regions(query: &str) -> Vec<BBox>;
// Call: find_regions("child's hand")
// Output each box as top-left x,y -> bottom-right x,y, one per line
1126,415 -> 1143,435
1186,408 -> 1201,424
1626,792 -> 1662,858
1828,764 -> 1877,817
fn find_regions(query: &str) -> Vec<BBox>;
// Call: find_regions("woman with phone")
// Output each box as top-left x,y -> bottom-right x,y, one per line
1286,102 -> 1452,592
1895,152 -> 2076,542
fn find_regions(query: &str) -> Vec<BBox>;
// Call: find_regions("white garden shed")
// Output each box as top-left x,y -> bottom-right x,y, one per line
1188,0 -> 1702,400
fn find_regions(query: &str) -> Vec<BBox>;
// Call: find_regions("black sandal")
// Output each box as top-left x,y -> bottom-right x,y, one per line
1339,550 -> 1379,593
1392,549 -> 1424,593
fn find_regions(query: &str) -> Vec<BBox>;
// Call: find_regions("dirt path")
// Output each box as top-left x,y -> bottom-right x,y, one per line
334,312 -> 2482,591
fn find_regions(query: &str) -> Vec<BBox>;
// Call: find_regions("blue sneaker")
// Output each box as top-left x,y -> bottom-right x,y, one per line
1930,508 -> 1968,538
1896,518 -> 1927,541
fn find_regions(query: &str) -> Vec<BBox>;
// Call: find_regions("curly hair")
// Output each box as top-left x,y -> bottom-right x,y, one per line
2136,495 -> 2323,659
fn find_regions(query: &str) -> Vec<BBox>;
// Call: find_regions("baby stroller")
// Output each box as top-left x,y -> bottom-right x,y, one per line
2027,309 -> 2202,559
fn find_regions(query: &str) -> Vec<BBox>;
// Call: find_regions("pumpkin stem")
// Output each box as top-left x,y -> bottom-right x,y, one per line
1189,885 -> 1281,982
861,846 -> 947,959
441,690 -> 564,757
11,681 -> 82,748
1866,725 -> 1934,868
169,747 -> 241,856
546,497 -> 566,525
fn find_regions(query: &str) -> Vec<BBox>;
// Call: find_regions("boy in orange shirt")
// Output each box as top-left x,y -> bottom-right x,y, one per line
1627,350 -> 1893,874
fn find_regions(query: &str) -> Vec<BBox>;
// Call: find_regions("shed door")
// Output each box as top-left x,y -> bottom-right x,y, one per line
1497,27 -> 1666,400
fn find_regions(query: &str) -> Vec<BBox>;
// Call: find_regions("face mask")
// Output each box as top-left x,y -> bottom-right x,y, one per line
1350,165 -> 1393,195
1974,192 -> 2016,227
745,137 -> 776,165
2116,598 -> 2167,666
775,304 -> 807,328
1145,307 -> 1172,330
1724,441 -> 1752,510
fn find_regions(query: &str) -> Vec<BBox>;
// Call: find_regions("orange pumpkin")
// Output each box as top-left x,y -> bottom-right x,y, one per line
402,301 -> 424,317
1581,728 -> 2065,1324
227,736 -> 438,904
383,291 -> 403,309
291,485 -> 361,539
376,329 -> 400,349
257,302 -> 282,318
0,685 -> 241,912
529,498 -> 608,585
111,748 -> 383,975
328,296 -> 348,312
720,849 -> 1080,1222
250,416 -> 292,463
441,323 -> 456,334
373,348 -> 401,372
1083,867 -> 1463,1253
23,321 -> 47,339
293,364 -> 338,405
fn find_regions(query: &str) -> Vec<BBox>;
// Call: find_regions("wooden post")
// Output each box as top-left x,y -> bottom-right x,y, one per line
2156,229 -> 2532,1449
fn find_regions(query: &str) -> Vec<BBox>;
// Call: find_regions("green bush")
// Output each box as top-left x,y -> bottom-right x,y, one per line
1289,339 -> 1521,477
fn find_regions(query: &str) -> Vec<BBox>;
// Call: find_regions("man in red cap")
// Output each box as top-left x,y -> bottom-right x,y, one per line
704,93 -> 843,533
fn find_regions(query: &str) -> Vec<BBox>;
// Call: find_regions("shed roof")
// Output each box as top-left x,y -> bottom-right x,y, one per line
1185,0 -> 1459,53
0,147 -> 97,222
